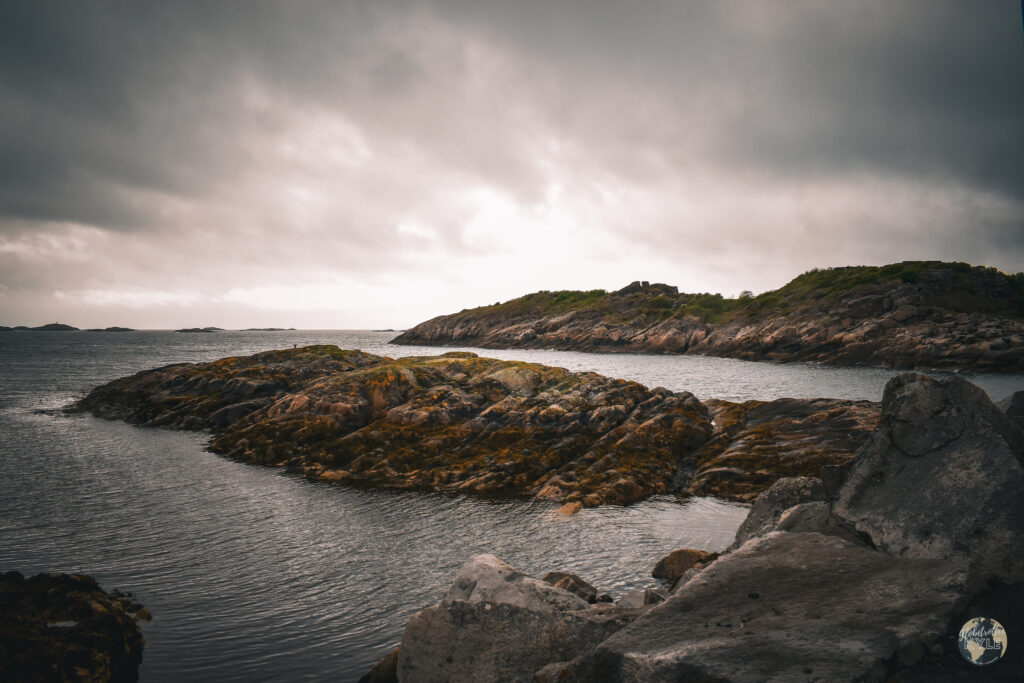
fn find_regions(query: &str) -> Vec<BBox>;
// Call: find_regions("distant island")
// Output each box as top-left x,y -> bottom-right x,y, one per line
0,323 -> 80,332
243,327 -> 296,331
0,323 -> 137,332
392,261 -> 1024,372
175,327 -> 223,333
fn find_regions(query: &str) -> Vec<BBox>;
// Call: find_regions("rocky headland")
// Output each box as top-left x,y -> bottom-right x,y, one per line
76,345 -> 879,506
392,261 -> 1024,372
366,374 -> 1024,682
0,571 -> 149,681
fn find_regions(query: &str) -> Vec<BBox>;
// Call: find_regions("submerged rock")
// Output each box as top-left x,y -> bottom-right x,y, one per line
0,572 -> 147,682
650,548 -> 718,588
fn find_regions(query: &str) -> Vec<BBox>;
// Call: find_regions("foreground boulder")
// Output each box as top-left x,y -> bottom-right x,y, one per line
834,374 -> 1024,586
0,572 -> 148,682
396,555 -> 643,682
77,346 -> 879,505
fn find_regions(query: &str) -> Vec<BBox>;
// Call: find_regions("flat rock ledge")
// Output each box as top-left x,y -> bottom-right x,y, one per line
75,346 -> 879,505
0,572 -> 148,682
366,373 -> 1024,682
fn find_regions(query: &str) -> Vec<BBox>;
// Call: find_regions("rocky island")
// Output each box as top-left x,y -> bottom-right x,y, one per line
392,261 -> 1024,372
364,374 -> 1024,682
76,345 -> 879,506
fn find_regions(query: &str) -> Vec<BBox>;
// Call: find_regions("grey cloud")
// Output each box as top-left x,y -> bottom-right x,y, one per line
0,1 -> 1021,327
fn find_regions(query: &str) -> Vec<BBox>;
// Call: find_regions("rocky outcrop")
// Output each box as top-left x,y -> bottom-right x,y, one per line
77,345 -> 879,505
392,262 -> 1024,372
687,397 -> 879,501
374,373 -> 1024,681
0,572 -> 148,682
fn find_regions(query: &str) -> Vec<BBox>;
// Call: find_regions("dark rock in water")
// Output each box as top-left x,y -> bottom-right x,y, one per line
0,571 -> 147,681
359,647 -> 399,683
563,533 -> 967,682
998,390 -> 1024,418
650,548 -> 718,588
542,571 -> 598,604
834,373 -> 1024,585
999,390 -> 1024,434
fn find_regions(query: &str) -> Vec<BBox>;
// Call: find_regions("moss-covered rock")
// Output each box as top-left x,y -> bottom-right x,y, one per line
77,346 -> 881,505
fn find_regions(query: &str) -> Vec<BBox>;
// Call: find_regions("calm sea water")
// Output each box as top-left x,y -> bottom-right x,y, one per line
1,331 -> 1020,681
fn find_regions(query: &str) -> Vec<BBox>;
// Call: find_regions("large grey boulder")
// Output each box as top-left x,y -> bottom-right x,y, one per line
562,532 -> 967,682
398,601 -> 630,683
833,374 -> 1024,585
444,554 -> 589,612
396,555 -> 638,682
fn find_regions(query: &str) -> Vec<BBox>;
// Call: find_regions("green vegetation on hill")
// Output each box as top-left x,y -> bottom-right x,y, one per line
467,262 -> 1024,325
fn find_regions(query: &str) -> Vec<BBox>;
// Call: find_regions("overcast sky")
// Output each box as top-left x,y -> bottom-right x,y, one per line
1,1 -> 1022,329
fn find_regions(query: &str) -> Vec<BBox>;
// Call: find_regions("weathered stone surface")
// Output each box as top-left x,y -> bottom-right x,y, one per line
542,571 -> 598,604
563,532 -> 967,683
397,600 -> 631,683
395,556 -> 639,683
688,398 -> 880,501
445,555 -> 588,612
650,549 -> 718,587
0,571 -> 147,682
392,263 -> 1024,372
615,588 -> 666,610
730,476 -> 826,548
834,374 -> 1024,585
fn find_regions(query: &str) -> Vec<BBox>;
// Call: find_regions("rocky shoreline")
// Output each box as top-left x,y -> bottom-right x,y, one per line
365,374 -> 1024,682
392,263 -> 1024,372
0,572 -> 149,681
76,345 -> 879,505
